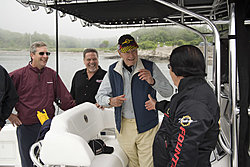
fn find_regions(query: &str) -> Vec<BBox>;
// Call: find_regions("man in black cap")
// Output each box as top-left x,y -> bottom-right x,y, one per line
95,34 -> 173,167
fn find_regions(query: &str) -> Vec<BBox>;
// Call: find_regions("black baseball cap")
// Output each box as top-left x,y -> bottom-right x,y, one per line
88,139 -> 114,155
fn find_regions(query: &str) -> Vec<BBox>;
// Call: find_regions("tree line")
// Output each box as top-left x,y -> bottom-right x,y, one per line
0,28 -> 117,51
0,25 -> 216,51
130,26 -> 215,50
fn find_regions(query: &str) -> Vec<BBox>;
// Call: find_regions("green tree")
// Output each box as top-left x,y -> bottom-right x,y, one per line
138,40 -> 157,50
0,25 -> 216,51
176,39 -> 185,46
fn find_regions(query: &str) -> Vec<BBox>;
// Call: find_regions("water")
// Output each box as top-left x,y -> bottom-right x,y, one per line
0,51 -> 176,100
0,51 -> 214,102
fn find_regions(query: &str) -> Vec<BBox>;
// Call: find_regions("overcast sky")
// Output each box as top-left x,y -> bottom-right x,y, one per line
0,0 -> 139,39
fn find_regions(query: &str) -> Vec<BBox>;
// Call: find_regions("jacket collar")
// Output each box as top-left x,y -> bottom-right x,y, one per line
114,57 -> 145,77
178,76 -> 206,92
28,61 -> 45,74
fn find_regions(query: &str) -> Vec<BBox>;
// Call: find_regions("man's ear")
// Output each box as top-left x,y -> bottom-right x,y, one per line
30,53 -> 34,61
117,50 -> 122,58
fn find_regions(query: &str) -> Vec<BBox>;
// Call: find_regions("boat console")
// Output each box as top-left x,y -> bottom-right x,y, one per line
29,102 -> 128,167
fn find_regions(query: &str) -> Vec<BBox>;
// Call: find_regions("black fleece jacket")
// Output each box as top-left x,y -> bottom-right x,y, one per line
153,76 -> 220,167
0,65 -> 19,129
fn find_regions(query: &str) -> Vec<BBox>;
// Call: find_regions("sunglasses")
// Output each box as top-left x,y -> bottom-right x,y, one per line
167,64 -> 171,69
38,52 -> 50,56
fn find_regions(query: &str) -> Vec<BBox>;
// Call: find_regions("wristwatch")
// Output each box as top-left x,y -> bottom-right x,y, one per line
107,98 -> 111,105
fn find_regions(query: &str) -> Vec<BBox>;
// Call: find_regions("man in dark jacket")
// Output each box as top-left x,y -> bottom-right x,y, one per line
0,65 -> 19,131
145,45 -> 220,167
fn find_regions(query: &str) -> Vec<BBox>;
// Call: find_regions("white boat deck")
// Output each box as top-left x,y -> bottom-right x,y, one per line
0,102 -> 229,167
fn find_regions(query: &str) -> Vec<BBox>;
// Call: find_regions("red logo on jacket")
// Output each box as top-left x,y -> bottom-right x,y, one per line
171,126 -> 186,167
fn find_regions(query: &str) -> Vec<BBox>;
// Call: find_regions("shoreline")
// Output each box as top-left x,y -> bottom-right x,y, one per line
0,46 -> 213,64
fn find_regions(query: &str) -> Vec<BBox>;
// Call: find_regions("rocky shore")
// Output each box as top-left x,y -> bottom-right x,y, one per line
100,45 -> 214,64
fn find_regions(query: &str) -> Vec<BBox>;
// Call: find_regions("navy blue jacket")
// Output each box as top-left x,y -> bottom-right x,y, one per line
109,59 -> 158,133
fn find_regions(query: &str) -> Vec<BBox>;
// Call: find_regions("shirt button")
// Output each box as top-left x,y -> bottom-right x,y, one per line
86,86 -> 88,87
84,94 -> 87,96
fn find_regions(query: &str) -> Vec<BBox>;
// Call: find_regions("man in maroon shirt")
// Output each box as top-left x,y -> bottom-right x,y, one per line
8,41 -> 76,167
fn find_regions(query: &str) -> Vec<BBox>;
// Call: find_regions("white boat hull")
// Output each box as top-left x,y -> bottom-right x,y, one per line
0,125 -> 21,167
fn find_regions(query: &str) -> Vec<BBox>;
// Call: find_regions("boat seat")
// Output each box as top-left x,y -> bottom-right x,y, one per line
32,102 -> 128,167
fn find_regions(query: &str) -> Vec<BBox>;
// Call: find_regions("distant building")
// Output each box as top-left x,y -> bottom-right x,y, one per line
99,43 -> 108,48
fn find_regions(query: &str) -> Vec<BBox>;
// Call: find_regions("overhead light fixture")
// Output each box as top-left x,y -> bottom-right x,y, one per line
45,7 -> 53,14
16,0 -> 29,7
59,11 -> 66,18
69,15 -> 77,22
80,20 -> 87,27
94,23 -> 100,27
30,5 -> 39,11
80,20 -> 92,27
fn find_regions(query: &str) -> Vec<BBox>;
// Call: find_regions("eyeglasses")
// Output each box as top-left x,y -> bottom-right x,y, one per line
38,52 -> 50,56
167,64 -> 171,69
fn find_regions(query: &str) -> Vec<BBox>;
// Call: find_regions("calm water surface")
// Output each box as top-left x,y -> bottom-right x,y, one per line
0,51 -> 177,100
0,51 -> 212,101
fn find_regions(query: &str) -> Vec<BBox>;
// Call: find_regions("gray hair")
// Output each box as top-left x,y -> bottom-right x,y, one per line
83,48 -> 98,59
30,41 -> 47,55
